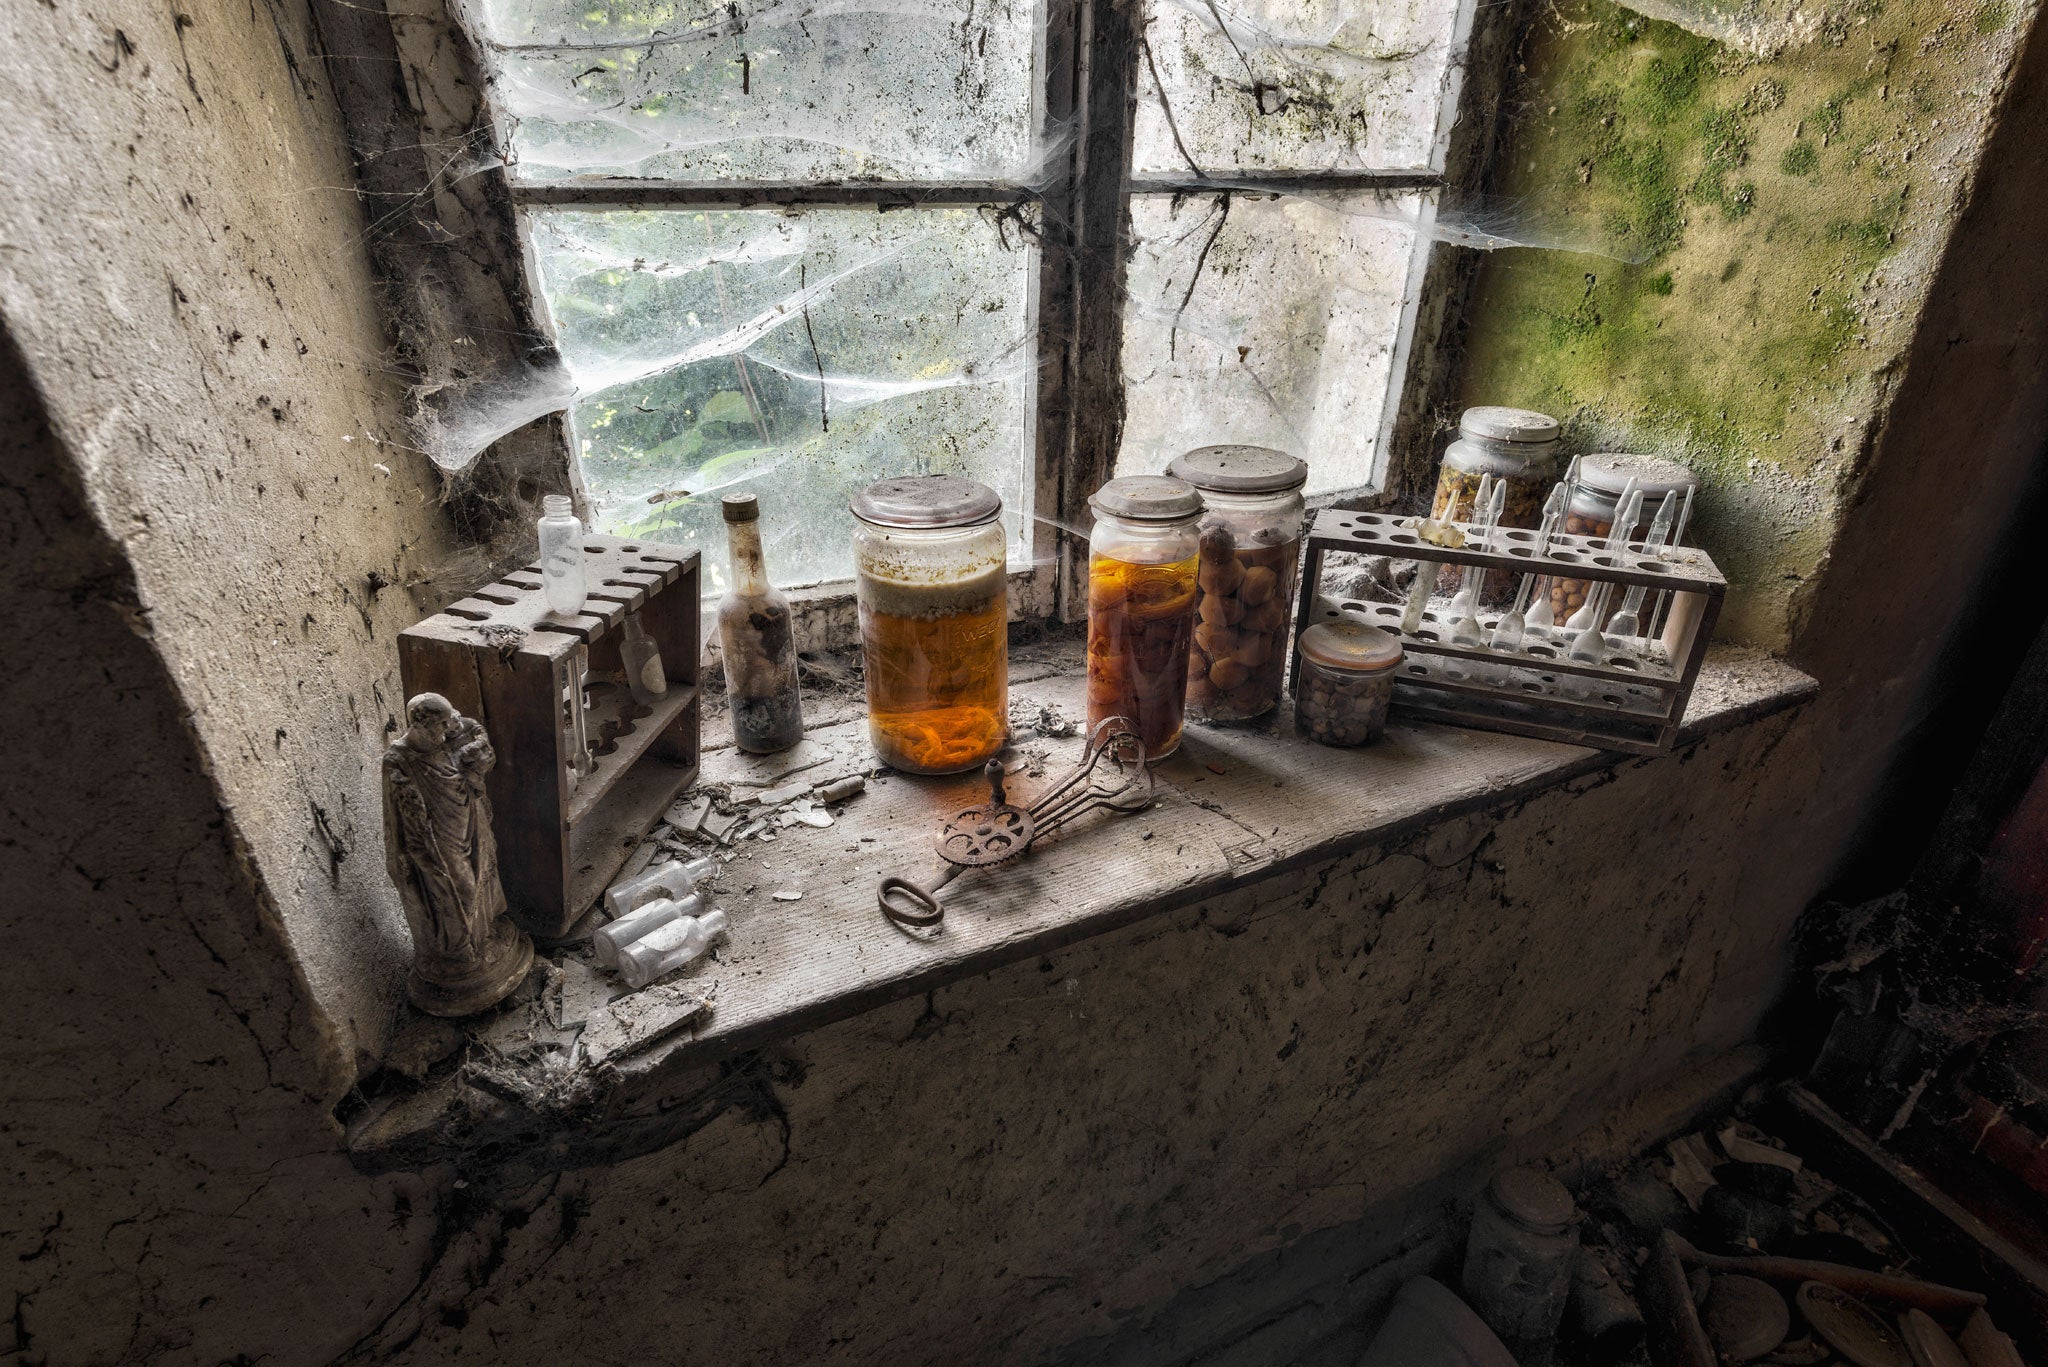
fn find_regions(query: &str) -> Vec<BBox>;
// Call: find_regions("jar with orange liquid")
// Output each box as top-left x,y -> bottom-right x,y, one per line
1086,476 -> 1204,760
851,476 -> 1010,775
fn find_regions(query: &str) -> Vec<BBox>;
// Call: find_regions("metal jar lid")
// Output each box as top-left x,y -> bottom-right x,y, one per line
1089,475 -> 1204,522
850,474 -> 1003,529
1485,1167 -> 1578,1234
1579,453 -> 1698,499
1166,445 -> 1309,494
1460,406 -> 1561,445
1297,620 -> 1403,673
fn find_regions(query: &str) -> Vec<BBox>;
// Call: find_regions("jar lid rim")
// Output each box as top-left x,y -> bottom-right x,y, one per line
1089,475 -> 1205,521
850,475 -> 1003,528
1579,452 -> 1699,496
1298,618 -> 1403,671
1486,1167 -> 1578,1230
1166,445 -> 1309,493
1460,406 -> 1561,444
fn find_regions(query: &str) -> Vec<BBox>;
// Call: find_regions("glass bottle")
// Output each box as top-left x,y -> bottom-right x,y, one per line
620,612 -> 667,708
1087,476 -> 1204,759
850,475 -> 1010,775
1430,408 -> 1560,597
717,494 -> 804,754
1167,446 -> 1308,724
1543,453 -> 1698,628
617,908 -> 729,990
537,494 -> 587,616
1461,1167 -> 1580,1367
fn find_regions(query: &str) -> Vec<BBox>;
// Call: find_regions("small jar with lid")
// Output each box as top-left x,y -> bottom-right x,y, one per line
1168,446 -> 1309,725
1544,453 -> 1699,627
1431,408 -> 1561,596
1087,476 -> 1204,759
1460,1167 -> 1581,1367
1294,620 -> 1404,746
851,476 -> 1010,775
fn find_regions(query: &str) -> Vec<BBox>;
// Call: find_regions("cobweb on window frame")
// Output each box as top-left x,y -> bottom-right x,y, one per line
518,203 -> 1044,591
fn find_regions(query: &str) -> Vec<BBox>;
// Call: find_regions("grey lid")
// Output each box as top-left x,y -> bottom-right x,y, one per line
1460,406 -> 1561,445
1167,445 -> 1309,494
1090,475 -> 1204,522
1580,453 -> 1698,498
721,493 -> 760,523
850,475 -> 1003,529
1487,1168 -> 1577,1232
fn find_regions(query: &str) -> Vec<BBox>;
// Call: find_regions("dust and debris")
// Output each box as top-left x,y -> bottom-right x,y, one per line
580,982 -> 713,1065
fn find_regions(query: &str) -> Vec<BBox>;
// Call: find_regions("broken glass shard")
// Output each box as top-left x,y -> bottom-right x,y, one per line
1116,190 -> 1430,497
478,0 -> 1046,183
1133,0 -> 1472,177
529,205 -> 1038,588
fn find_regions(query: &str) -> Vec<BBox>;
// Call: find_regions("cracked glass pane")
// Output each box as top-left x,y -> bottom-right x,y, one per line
479,0 -> 1046,183
1133,0 -> 1471,177
1116,190 -> 1428,496
531,205 -> 1039,588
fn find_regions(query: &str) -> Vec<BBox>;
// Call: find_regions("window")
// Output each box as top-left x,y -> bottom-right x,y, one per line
469,0 -> 1477,600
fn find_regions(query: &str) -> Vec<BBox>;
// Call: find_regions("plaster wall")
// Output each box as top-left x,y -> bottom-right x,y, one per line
2,2 -> 2046,1366
0,0 -> 469,1076
1456,0 -> 2039,648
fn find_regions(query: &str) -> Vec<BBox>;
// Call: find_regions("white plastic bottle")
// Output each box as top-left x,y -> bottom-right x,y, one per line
618,909 -> 729,989
538,494 -> 587,616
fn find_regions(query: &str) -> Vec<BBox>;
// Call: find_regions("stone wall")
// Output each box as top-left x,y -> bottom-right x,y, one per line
2,0 -> 2046,1363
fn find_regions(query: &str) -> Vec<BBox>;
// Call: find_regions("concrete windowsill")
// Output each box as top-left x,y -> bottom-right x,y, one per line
346,641 -> 1816,1171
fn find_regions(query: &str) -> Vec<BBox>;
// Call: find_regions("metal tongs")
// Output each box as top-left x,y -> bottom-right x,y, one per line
878,717 -> 1156,931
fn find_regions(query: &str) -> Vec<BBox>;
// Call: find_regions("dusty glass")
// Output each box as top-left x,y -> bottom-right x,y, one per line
529,205 -> 1037,589
477,0 -> 1046,183
1132,0 -> 1472,177
1116,191 -> 1429,498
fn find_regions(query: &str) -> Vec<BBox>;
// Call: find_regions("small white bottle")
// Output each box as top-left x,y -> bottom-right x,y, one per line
604,855 -> 715,919
538,494 -> 587,616
618,909 -> 728,989
621,612 -> 668,706
595,889 -> 706,970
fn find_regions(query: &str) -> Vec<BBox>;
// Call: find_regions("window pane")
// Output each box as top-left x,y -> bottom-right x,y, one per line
479,0 -> 1044,183
1132,0 -> 1470,176
530,205 -> 1038,587
1116,190 -> 1427,496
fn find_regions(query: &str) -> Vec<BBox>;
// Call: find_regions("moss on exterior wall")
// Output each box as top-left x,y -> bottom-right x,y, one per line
1456,0 -> 2033,645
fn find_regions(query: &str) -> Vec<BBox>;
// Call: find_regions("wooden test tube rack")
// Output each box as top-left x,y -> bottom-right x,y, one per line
399,535 -> 701,939
1292,509 -> 1725,756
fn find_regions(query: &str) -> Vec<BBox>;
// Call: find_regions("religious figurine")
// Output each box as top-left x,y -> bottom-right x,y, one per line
382,693 -> 533,1016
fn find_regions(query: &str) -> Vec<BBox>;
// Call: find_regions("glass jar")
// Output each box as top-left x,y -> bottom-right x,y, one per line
1430,407 -> 1561,597
1544,453 -> 1698,627
1167,446 -> 1308,725
851,476 -> 1009,775
1294,620 -> 1403,746
1087,476 -> 1204,759
1460,1167 -> 1580,1367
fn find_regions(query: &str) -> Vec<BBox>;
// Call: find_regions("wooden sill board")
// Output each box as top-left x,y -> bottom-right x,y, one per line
350,642 -> 1814,1168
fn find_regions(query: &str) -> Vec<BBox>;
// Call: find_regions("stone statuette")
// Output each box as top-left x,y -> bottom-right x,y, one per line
382,693 -> 534,1016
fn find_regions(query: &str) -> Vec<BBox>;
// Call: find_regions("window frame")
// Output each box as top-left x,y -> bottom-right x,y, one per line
440,0 -> 1494,637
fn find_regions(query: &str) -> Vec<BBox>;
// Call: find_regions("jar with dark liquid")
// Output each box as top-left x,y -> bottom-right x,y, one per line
851,476 -> 1009,774
1086,476 -> 1203,759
